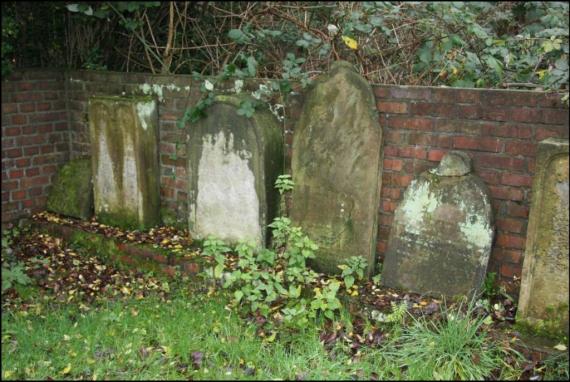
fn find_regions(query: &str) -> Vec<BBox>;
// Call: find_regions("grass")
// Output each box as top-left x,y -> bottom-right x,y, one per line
386,300 -> 524,380
2,224 -> 564,380
2,288 -> 394,380
2,288 -> 530,380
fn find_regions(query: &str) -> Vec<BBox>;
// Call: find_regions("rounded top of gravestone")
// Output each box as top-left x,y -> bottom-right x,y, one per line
430,151 -> 472,176
331,61 -> 357,73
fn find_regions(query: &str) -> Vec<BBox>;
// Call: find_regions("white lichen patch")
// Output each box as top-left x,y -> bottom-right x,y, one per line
136,101 -> 156,131
459,215 -> 493,250
194,131 -> 261,244
400,180 -> 439,232
138,82 -> 189,102
96,130 -> 119,212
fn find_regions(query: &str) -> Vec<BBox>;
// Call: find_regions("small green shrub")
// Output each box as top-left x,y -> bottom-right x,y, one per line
1,226 -> 31,293
2,262 -> 31,293
483,271 -> 498,298
338,256 -> 367,290
201,236 -> 231,279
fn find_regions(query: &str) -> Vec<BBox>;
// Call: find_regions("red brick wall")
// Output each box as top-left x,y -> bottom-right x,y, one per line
3,69 -> 569,287
2,70 -> 69,225
374,85 -> 569,283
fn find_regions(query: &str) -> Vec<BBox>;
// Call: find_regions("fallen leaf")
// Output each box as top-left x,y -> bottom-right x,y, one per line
342,35 -> 358,50
61,364 -> 71,375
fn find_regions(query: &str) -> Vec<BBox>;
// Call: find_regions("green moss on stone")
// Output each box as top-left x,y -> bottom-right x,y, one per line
516,303 -> 569,340
69,230 -> 163,274
97,209 -> 146,231
46,158 -> 93,220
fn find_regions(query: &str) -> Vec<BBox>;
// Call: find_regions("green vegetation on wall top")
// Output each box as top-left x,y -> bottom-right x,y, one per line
1,2 -> 567,101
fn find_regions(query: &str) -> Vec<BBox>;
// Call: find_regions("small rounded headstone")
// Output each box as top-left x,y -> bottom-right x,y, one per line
430,151 -> 472,177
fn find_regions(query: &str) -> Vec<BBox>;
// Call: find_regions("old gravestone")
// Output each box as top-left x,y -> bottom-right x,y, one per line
88,96 -> 160,230
518,138 -> 569,336
188,95 -> 283,246
291,61 -> 383,276
46,157 -> 93,220
382,151 -> 494,297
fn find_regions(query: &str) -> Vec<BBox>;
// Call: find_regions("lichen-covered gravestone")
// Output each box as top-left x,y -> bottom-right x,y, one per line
46,157 -> 93,220
88,96 -> 160,230
518,138 -> 569,336
188,95 -> 283,246
382,151 -> 494,297
291,61 -> 383,276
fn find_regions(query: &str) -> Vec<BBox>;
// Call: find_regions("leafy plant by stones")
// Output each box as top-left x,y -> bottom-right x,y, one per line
198,176 -> 358,328
338,256 -> 367,290
1,226 -> 32,294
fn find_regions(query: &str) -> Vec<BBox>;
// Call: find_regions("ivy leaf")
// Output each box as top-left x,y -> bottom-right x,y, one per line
246,56 -> 257,77
344,275 -> 355,290
234,290 -> 244,302
228,29 -> 249,44
66,4 -> 80,12
484,56 -> 503,78
214,264 -> 224,278
237,100 -> 255,118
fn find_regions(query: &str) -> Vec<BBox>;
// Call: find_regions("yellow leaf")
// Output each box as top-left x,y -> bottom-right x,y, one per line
61,364 -> 72,375
342,35 -> 358,50
4,371 -> 13,378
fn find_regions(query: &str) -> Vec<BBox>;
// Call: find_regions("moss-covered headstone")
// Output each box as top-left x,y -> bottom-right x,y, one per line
188,95 -> 283,246
46,158 -> 93,220
382,151 -> 494,297
88,96 -> 160,230
290,61 -> 383,276
518,138 -> 569,336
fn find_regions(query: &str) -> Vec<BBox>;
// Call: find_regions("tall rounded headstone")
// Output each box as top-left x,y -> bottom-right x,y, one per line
88,96 -> 160,230
291,61 -> 383,276
382,151 -> 494,297
518,138 -> 569,336
187,95 -> 283,246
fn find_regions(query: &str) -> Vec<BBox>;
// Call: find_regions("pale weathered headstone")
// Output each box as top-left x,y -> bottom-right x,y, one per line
382,151 -> 494,297
291,61 -> 383,276
46,157 -> 93,220
188,95 -> 283,246
88,96 -> 160,230
518,138 -> 569,336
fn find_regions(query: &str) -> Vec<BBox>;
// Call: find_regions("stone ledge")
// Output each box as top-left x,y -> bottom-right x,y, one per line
33,220 -> 203,279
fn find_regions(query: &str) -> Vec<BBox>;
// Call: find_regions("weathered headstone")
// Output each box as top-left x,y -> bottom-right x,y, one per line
382,151 -> 494,297
188,95 -> 283,246
88,96 -> 160,230
46,157 -> 93,220
518,138 -> 569,336
291,61 -> 383,276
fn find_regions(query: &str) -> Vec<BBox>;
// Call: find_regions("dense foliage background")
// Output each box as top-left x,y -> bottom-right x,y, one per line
2,2 -> 568,95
